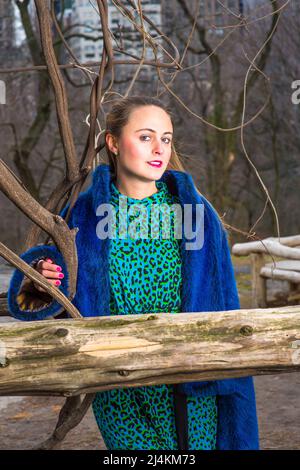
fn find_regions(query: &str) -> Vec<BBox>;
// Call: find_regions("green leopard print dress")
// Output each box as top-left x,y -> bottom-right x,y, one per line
92,180 -> 218,450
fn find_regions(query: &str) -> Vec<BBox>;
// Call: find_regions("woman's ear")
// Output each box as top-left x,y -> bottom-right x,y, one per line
106,132 -> 118,155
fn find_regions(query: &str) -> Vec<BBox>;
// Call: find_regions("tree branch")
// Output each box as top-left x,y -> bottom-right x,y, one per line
0,160 -> 79,300
34,0 -> 79,182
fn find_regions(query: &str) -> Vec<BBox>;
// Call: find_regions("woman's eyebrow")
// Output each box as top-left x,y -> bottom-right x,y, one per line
135,128 -> 173,135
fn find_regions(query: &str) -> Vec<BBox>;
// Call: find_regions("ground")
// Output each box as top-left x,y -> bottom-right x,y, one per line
0,256 -> 299,450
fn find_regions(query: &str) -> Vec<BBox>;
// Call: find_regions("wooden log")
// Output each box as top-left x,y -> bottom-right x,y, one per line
0,308 -> 300,397
251,253 -> 267,308
232,239 -> 300,259
266,235 -> 300,247
260,267 -> 300,283
232,235 -> 300,254
261,236 -> 300,247
264,260 -> 300,272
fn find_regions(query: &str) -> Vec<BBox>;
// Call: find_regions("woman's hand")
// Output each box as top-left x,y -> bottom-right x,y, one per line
33,258 -> 64,293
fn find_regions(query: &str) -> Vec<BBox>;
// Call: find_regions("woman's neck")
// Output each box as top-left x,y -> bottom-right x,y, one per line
114,175 -> 158,200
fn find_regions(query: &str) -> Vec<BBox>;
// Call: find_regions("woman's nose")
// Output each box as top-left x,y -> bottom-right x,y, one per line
153,139 -> 163,153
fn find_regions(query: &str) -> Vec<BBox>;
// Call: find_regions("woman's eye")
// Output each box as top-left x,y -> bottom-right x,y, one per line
140,135 -> 171,144
140,135 -> 150,141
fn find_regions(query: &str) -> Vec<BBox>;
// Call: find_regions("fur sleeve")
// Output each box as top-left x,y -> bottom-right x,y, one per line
7,245 -> 70,321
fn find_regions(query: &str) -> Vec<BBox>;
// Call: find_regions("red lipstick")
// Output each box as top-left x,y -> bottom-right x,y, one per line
147,160 -> 162,168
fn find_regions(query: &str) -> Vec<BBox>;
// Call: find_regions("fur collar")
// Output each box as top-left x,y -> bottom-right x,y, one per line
90,163 -> 202,213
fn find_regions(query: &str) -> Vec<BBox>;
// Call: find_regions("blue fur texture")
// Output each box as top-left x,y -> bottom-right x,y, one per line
8,245 -> 69,321
7,164 -> 259,449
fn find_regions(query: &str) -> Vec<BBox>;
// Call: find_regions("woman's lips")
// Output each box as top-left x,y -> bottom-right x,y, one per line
147,160 -> 162,168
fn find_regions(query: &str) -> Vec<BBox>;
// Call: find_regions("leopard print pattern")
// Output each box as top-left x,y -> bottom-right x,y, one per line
92,181 -> 217,450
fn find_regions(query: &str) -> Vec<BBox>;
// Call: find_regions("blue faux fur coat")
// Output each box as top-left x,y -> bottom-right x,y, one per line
8,164 -> 259,450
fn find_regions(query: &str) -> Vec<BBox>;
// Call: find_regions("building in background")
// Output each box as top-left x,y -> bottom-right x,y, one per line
54,0 -> 73,28
70,0 -> 102,62
70,0 -> 162,75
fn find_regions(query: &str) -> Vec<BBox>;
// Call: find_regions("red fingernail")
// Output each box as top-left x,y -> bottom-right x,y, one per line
56,266 -> 62,272
46,258 -> 53,263
58,273 -> 64,279
55,280 -> 61,286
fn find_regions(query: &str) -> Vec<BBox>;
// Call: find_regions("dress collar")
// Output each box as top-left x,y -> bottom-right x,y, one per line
110,180 -> 169,206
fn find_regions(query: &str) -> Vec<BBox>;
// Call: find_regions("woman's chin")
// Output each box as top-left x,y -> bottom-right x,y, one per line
144,165 -> 166,178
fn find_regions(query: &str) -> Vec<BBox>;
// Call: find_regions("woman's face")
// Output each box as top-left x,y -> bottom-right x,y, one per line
109,105 -> 173,182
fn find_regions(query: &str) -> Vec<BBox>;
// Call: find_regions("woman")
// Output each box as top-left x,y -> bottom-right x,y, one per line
8,96 -> 259,450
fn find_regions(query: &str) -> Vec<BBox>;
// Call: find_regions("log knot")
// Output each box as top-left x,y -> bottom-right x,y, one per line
239,325 -> 254,336
55,328 -> 69,338
146,315 -> 158,321
118,370 -> 130,377
0,358 -> 9,368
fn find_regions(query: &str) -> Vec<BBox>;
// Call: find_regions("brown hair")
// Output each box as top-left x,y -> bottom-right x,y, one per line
103,96 -> 186,178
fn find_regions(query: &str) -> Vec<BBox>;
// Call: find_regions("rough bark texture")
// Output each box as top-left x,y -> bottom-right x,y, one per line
0,308 -> 300,397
